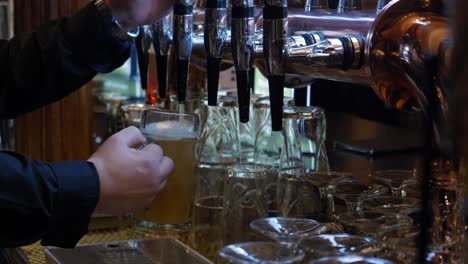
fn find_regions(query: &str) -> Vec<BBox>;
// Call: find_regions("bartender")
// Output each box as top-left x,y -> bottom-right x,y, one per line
0,0 -> 174,253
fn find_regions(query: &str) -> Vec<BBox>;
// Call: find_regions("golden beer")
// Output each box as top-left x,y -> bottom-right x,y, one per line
135,120 -> 198,230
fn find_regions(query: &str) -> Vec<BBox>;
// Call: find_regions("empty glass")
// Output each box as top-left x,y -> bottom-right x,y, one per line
190,96 -> 241,259
335,178 -> 389,212
361,196 -> 421,216
309,255 -> 395,264
249,217 -> 322,247
283,106 -> 329,172
218,241 -> 305,264
135,109 -> 200,231
222,163 -> 274,245
336,211 -> 413,237
303,172 -> 352,221
370,170 -> 418,197
298,234 -> 380,261
374,225 -> 420,264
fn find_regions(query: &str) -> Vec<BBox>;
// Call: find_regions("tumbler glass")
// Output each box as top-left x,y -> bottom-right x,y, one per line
370,170 -> 418,197
190,96 -> 241,259
134,109 -> 200,231
222,163 -> 274,245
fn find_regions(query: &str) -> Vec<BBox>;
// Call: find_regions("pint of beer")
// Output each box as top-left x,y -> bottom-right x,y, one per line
135,109 -> 200,231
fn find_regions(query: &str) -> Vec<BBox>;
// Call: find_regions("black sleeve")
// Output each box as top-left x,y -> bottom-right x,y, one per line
0,152 -> 100,248
0,0 -> 132,118
0,1 -> 132,248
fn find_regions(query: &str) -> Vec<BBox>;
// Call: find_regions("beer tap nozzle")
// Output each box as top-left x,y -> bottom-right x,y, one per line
151,15 -> 173,99
205,0 -> 228,106
231,0 -> 256,123
173,0 -> 195,104
135,25 -> 152,92
263,0 -> 288,131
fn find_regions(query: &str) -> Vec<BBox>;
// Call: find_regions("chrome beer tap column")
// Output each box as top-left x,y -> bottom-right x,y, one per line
263,0 -> 288,131
151,15 -> 173,99
135,25 -> 152,91
288,35 -> 363,70
205,0 -> 228,106
231,0 -> 256,122
173,0 -> 195,104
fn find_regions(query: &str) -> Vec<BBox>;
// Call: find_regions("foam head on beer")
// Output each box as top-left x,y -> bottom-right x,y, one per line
141,120 -> 198,140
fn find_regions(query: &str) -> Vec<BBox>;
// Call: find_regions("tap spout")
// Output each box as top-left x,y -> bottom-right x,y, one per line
205,0 -> 228,106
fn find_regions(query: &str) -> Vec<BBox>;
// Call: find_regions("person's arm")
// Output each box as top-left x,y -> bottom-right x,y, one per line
0,1 -> 132,118
0,152 -> 100,248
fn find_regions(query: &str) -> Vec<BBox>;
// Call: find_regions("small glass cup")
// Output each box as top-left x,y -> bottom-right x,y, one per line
370,170 -> 418,197
222,163 -> 274,245
298,234 -> 381,262
218,241 -> 305,264
336,211 -> 413,237
361,196 -> 421,215
249,217 -> 321,247
335,178 -> 389,212
308,255 -> 395,264
134,109 -> 200,231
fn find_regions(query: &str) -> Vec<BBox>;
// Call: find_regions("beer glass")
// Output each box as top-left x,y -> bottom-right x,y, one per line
190,96 -> 241,260
134,109 -> 200,231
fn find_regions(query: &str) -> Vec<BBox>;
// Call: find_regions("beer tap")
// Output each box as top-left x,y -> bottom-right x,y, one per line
173,0 -> 195,105
288,35 -> 363,70
135,25 -> 152,91
231,0 -> 256,122
337,0 -> 362,13
263,0 -> 288,131
151,15 -> 173,99
205,0 -> 228,106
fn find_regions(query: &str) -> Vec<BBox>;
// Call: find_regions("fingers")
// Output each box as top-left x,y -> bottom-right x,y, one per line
158,156 -> 174,179
141,143 -> 164,163
114,126 -> 146,148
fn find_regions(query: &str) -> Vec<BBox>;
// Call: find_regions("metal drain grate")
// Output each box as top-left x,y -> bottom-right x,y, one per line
45,238 -> 213,264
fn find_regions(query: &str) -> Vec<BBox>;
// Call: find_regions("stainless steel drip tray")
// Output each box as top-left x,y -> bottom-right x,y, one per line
45,237 -> 213,264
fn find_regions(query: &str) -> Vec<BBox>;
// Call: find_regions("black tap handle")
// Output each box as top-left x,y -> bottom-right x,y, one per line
156,55 -> 168,98
207,57 -> 222,106
176,58 -> 189,102
236,70 -> 251,123
269,75 -> 285,131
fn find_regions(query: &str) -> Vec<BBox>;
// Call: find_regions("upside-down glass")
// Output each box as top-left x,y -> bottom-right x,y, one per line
249,217 -> 321,247
218,241 -> 305,264
309,255 -> 395,264
298,234 -> 381,262
283,106 -> 329,172
370,170 -> 418,197
134,109 -> 200,231
335,178 -> 389,212
361,196 -> 421,216
336,211 -> 413,237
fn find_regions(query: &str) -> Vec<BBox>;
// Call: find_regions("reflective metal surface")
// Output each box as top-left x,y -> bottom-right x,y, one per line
337,0 -> 362,13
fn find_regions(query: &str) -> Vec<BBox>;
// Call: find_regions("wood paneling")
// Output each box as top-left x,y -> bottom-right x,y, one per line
13,0 -> 94,161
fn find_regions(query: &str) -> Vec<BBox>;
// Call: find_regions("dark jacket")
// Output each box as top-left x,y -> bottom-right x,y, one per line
0,1 -> 131,249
